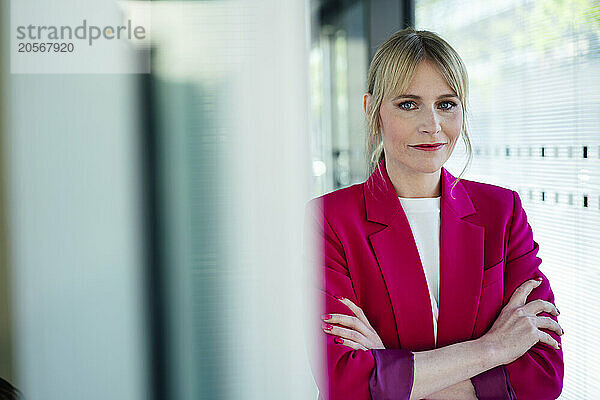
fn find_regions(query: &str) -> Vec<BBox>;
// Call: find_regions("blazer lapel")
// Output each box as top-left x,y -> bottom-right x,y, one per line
437,167 -> 484,348
364,158 -> 484,351
365,159 -> 435,351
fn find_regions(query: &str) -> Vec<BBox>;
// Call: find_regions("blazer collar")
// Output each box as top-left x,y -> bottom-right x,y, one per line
365,157 -> 476,224
364,157 -> 484,350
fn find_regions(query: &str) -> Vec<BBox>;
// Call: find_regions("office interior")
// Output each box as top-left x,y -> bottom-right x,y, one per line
0,0 -> 598,399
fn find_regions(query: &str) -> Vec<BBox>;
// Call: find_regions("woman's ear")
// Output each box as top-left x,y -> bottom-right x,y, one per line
363,92 -> 371,115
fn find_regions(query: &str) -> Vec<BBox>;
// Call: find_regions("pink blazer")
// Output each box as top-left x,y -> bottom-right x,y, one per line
306,158 -> 563,400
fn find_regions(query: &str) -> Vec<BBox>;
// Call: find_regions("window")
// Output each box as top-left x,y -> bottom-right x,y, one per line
416,1 -> 600,398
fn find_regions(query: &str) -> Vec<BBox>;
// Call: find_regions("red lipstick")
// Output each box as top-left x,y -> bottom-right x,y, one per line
409,143 -> 445,151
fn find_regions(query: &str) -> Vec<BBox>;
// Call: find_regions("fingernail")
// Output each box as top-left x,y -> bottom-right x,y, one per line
321,314 -> 332,321
334,295 -> 344,301
334,337 -> 344,344
536,276 -> 543,281
322,323 -> 333,331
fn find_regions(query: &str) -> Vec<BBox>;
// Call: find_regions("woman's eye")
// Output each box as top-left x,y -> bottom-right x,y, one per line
398,101 -> 416,111
439,101 -> 457,110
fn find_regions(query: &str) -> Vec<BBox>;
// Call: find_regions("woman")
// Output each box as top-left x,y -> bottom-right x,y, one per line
306,28 -> 564,400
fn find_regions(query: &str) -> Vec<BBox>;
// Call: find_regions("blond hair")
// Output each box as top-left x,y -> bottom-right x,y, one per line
365,27 -> 472,197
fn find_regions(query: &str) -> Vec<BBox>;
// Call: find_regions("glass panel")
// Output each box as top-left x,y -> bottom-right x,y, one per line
416,1 -> 600,398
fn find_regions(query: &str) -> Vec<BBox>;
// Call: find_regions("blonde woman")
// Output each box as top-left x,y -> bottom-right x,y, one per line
307,28 -> 564,400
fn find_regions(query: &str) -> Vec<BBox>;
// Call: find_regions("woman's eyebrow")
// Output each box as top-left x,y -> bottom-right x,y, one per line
392,93 -> 458,101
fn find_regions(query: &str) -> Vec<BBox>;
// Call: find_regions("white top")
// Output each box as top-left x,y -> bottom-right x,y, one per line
398,196 -> 441,346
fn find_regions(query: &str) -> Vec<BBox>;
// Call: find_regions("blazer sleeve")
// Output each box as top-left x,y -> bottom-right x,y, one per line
500,190 -> 564,399
471,365 -> 516,400
304,199 -> 414,400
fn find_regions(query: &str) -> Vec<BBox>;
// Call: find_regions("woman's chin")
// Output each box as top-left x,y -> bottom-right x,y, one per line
387,156 -> 446,176
408,162 -> 444,175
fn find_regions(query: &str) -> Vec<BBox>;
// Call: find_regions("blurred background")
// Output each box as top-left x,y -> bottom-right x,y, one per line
0,0 -> 598,399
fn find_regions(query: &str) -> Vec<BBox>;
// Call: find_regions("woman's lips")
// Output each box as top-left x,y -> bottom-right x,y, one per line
410,143 -> 445,151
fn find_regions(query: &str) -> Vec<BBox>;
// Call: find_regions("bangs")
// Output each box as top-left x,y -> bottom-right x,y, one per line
374,32 -> 468,103
377,44 -> 424,102
386,56 -> 466,104
423,47 -> 468,101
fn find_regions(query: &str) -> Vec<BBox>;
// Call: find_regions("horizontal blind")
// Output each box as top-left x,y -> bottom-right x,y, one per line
416,1 -> 600,398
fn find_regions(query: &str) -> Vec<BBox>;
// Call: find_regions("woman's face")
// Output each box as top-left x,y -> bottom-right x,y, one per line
366,59 -> 463,176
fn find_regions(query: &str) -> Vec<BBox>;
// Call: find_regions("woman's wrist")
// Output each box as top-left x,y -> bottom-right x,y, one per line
410,337 -> 506,399
425,379 -> 477,400
474,336 -> 505,368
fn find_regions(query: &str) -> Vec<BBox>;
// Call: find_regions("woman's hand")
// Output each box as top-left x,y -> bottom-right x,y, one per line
481,277 -> 564,365
321,296 -> 385,351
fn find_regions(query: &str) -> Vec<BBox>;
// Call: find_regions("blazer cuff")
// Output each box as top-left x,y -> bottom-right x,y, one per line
471,365 -> 517,400
369,348 -> 414,400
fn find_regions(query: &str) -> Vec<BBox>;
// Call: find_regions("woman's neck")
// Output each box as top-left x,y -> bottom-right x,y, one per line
385,158 -> 442,198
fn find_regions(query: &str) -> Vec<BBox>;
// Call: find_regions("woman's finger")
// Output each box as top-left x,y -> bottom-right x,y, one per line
534,316 -> 564,336
331,335 -> 368,351
537,331 -> 561,350
521,299 -> 559,317
322,322 -> 371,348
507,278 -> 542,307
322,313 -> 373,339
335,296 -> 374,330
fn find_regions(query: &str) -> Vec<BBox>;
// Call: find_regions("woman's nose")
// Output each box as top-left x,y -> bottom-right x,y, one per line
418,108 -> 441,134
